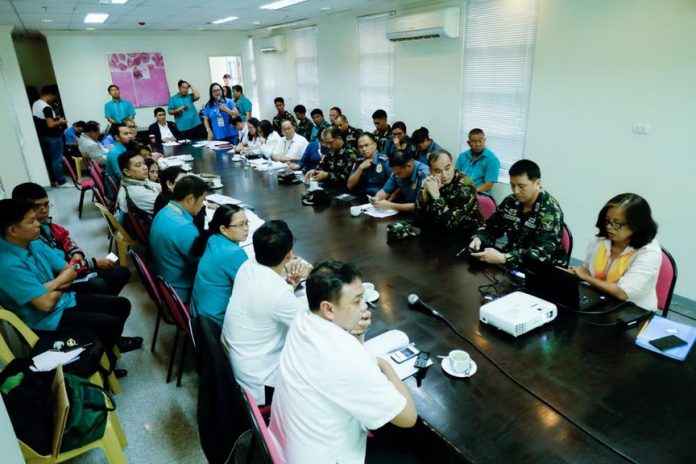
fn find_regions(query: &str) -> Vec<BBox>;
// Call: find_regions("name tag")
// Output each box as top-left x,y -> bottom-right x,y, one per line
217,116 -> 225,127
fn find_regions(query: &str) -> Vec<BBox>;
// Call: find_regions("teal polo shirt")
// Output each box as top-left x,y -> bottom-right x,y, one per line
168,94 -> 202,131
0,238 -> 76,331
382,160 -> 430,203
234,95 -> 253,122
455,147 -> 500,188
104,99 -> 135,123
189,234 -> 248,327
105,141 -> 126,179
150,201 -> 200,302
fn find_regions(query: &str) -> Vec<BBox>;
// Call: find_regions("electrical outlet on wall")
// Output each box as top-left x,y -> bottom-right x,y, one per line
632,123 -> 650,135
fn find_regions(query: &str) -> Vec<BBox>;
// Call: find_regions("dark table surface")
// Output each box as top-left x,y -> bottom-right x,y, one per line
168,144 -> 696,464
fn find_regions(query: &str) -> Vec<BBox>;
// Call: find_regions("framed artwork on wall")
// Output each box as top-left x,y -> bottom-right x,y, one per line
107,51 -> 170,107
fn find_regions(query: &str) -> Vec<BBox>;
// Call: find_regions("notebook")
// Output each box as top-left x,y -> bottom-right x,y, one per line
635,315 -> 696,361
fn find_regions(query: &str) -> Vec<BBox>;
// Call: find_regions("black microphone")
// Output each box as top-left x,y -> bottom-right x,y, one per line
407,294 -> 443,320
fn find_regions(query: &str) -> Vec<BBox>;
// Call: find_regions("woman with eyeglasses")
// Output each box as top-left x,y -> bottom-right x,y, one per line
189,204 -> 250,326
569,193 -> 661,311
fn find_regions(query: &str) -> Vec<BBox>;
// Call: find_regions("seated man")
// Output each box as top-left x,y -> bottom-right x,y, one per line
269,260 -> 417,463
346,133 -> 391,197
455,128 -> 500,194
64,121 -> 86,148
12,182 -> 131,296
293,104 -> 314,141
305,127 -> 359,191
116,150 -> 160,215
372,150 -> 430,213
0,199 -> 141,358
309,108 -> 330,142
371,109 -> 391,152
149,175 -> 208,302
334,114 -> 363,150
414,150 -> 483,234
469,159 -> 566,268
148,107 -> 183,145
105,123 -> 135,180
288,141 -> 321,173
271,119 -> 309,163
78,121 -> 108,165
221,220 -> 312,405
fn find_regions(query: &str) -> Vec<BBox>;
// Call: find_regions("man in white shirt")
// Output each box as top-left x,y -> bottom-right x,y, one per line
269,260 -> 417,464
78,121 -> 108,165
271,119 -> 309,163
116,150 -> 160,215
221,220 -> 312,405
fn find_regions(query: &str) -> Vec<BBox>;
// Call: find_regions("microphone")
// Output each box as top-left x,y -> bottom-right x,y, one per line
407,294 -> 443,320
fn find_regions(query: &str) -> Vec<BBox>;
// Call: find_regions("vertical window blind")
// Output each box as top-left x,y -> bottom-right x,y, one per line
358,12 -> 395,130
459,0 -> 540,182
294,26 -> 320,110
246,37 -> 260,118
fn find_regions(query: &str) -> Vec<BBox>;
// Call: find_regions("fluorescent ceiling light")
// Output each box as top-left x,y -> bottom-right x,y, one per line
41,19 -> 53,23
112,0 -> 129,4
212,16 -> 239,24
86,27 -> 96,31
84,13 -> 109,24
266,19 -> 307,30
260,0 -> 307,11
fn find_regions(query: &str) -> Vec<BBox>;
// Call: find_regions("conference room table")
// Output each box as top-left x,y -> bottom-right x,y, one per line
164,143 -> 695,463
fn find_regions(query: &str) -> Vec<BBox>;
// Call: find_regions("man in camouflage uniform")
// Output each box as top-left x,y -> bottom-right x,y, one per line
272,97 -> 296,134
371,109 -> 392,153
334,115 -> 363,150
293,104 -> 314,141
414,150 -> 483,235
305,126 -> 359,191
469,159 -> 566,268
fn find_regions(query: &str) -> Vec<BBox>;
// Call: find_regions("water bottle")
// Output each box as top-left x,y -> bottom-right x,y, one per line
266,156 -> 273,175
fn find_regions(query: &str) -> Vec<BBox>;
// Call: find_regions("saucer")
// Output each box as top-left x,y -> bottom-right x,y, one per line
441,357 -> 477,378
365,291 -> 380,303
231,155 -> 242,162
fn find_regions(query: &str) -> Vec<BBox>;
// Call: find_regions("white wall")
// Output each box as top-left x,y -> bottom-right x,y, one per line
13,37 -> 56,90
43,31 -> 249,128
0,25 -> 50,193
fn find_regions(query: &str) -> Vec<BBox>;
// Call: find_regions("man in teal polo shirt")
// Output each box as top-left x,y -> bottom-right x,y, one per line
105,123 -> 134,181
372,150 -> 429,213
232,85 -> 252,122
0,199 -> 140,361
150,175 -> 209,302
104,84 -> 136,125
168,79 -> 204,140
455,128 -> 500,194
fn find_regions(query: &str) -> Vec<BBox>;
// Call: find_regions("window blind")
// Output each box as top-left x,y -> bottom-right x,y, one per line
294,26 -> 320,110
459,0 -> 540,182
246,37 -> 260,118
358,12 -> 395,131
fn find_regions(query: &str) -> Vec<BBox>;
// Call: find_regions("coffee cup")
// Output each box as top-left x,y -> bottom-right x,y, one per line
448,350 -> 471,374
362,282 -> 375,299
308,180 -> 319,191
350,206 -> 362,217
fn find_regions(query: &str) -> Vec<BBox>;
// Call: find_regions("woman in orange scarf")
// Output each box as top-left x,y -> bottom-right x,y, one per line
570,193 -> 661,311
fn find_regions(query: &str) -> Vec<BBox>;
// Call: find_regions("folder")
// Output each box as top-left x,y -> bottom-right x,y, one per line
635,315 -> 696,361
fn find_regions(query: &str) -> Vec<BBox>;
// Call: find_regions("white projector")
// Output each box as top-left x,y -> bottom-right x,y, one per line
479,291 -> 557,337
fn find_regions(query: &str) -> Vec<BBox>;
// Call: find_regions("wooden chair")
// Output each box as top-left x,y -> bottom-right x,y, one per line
93,202 -> 138,265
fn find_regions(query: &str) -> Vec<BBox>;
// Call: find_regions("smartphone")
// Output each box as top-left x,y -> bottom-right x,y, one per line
414,351 -> 431,369
390,345 -> 420,364
649,335 -> 688,351
106,252 -> 119,263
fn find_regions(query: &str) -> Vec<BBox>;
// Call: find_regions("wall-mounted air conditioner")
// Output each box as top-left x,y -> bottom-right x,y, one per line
385,7 -> 460,42
259,35 -> 286,53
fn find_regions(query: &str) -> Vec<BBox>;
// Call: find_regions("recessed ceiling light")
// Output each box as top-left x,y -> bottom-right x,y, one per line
111,0 -> 128,4
40,19 -> 53,23
252,21 -> 261,25
84,13 -> 109,24
320,7 -> 331,11
260,0 -> 307,11
86,27 -> 96,31
212,16 -> 239,24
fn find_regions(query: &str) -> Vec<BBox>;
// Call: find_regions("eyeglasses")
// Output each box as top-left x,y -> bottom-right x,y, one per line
605,218 -> 626,230
32,201 -> 53,211
228,220 -> 250,228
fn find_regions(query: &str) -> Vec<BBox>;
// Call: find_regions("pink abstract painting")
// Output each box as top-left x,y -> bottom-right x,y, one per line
107,52 -> 170,107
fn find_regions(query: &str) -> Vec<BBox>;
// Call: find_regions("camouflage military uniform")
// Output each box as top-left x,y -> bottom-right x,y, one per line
272,111 -> 296,134
339,126 -> 363,150
296,118 -> 313,141
317,144 -> 359,190
474,189 -> 566,268
372,126 -> 391,152
414,170 -> 483,234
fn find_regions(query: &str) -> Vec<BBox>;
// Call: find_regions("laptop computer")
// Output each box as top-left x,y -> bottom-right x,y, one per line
521,256 -> 608,311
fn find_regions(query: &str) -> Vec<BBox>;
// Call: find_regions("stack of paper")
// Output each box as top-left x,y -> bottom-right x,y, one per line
357,204 -> 399,218
206,193 -> 242,205
364,330 -> 432,380
255,161 -> 288,171
169,154 -> 194,162
31,348 -> 85,372
636,315 -> 696,361
162,141 -> 180,147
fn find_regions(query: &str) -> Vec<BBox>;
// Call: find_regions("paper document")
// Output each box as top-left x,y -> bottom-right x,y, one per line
255,161 -> 288,171
207,193 -> 243,205
168,154 -> 194,162
364,330 -> 432,380
636,315 -> 696,361
158,158 -> 185,169
162,141 -> 180,147
239,210 -> 265,247
31,348 -> 85,372
357,203 -> 398,218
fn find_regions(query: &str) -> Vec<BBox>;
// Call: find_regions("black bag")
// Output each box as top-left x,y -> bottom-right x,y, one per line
30,329 -> 106,378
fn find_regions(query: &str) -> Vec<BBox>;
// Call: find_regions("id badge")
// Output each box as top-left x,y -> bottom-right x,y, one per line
217,116 -> 225,127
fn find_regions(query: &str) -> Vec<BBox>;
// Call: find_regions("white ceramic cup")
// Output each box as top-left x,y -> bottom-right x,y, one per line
448,350 -> 471,374
309,180 -> 319,191
362,282 -> 375,299
350,206 -> 362,217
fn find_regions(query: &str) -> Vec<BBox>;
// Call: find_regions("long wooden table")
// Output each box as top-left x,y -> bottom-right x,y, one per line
171,144 -> 695,463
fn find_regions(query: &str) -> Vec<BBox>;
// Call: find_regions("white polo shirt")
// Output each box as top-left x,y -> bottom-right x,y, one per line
273,133 -> 309,162
269,310 -> 406,464
251,131 -> 281,159
221,260 -> 306,404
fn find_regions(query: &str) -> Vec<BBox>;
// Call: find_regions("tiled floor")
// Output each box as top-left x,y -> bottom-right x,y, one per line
49,187 -> 206,464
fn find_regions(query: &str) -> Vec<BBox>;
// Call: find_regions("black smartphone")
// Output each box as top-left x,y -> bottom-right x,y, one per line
414,351 -> 431,369
649,335 -> 688,351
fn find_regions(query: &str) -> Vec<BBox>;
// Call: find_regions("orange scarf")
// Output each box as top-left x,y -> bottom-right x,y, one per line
593,242 -> 634,283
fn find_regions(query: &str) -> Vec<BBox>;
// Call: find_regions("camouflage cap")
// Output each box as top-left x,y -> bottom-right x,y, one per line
387,221 -> 421,242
